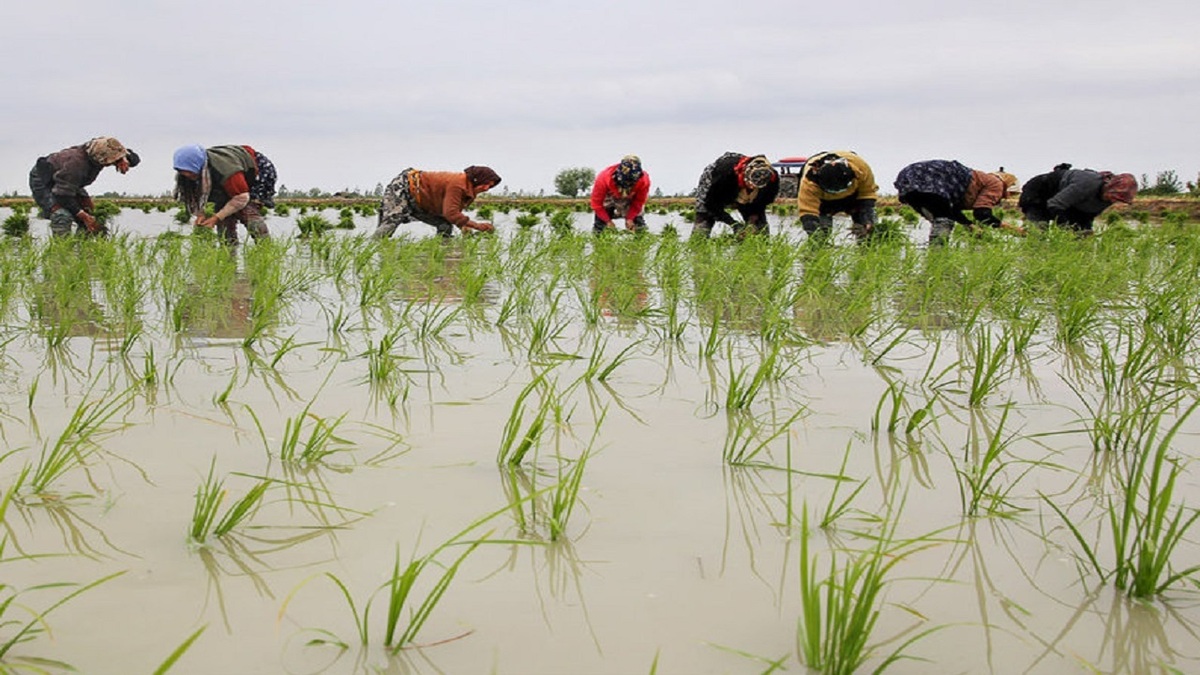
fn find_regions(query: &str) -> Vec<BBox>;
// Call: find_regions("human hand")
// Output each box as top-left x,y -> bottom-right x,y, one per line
474,221 -> 494,233
195,215 -> 217,228
77,211 -> 99,232
998,222 -> 1027,236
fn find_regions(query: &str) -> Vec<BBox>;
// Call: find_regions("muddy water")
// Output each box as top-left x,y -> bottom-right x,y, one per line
0,210 -> 1197,674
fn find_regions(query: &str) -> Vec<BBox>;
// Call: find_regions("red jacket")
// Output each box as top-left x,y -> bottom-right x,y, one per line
591,164 -> 650,221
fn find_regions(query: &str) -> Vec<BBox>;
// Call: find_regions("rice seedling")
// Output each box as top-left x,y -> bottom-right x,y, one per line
0,571 -> 125,668
722,409 -> 805,467
578,336 -> 642,383
548,208 -> 574,234
362,325 -> 410,385
1045,400 -> 1200,598
189,458 -> 271,543
871,381 -> 935,436
547,408 -> 604,541
819,442 -> 871,530
724,345 -> 780,412
497,371 -> 554,466
543,451 -> 591,542
151,625 -> 207,675
245,382 -> 355,467
796,500 -> 942,675
296,213 -> 333,237
412,300 -> 461,342
525,293 -> 570,358
91,200 -> 121,228
962,327 -> 1013,408
21,386 -> 135,498
2,211 -> 29,237
1066,326 -> 1185,456
1139,278 -> 1200,361
283,508 -> 519,654
951,404 -> 1035,518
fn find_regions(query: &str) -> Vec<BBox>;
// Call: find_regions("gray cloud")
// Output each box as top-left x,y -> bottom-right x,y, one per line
2,0 -> 1197,198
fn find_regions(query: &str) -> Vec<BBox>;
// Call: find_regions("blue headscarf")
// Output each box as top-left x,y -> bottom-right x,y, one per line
172,144 -> 207,173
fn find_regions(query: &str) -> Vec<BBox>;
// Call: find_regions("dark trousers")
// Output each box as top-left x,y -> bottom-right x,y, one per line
1021,203 -> 1096,232
593,214 -> 647,234
691,207 -> 768,238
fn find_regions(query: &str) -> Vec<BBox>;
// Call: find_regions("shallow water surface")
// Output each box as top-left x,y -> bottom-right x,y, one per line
0,213 -> 1197,674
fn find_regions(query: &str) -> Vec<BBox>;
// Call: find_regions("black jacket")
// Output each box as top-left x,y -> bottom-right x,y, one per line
33,145 -> 104,214
695,152 -> 780,223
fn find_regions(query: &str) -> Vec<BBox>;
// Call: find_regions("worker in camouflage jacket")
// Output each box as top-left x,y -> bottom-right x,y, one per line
372,165 -> 501,239
29,137 -> 139,236
797,150 -> 878,242
691,152 -> 779,238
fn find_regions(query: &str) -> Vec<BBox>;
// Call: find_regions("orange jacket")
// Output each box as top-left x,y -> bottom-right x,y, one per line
412,171 -> 482,228
962,170 -> 1006,209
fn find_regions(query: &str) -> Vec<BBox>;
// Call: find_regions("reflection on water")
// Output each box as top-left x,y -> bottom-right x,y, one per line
176,276 -> 253,342
31,247 -> 108,343
9,498 -> 135,559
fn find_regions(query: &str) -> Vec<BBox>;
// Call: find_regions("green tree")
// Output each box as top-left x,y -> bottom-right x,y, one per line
554,167 -> 596,198
1139,170 -> 1183,196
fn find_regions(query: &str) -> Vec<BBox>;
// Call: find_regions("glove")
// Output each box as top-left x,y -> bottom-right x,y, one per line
800,215 -> 821,234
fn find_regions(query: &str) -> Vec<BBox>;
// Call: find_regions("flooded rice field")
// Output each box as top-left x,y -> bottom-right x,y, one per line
0,205 -> 1198,674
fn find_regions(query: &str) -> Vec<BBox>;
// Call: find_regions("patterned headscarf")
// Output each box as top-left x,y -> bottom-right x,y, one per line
613,155 -> 643,189
85,137 -> 128,165
741,155 -> 775,189
1101,172 -> 1138,205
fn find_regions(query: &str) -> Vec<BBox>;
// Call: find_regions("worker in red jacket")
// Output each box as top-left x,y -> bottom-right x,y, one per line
591,155 -> 651,234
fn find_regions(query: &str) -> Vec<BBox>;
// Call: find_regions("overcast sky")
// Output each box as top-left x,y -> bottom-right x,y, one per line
2,0 -> 1198,198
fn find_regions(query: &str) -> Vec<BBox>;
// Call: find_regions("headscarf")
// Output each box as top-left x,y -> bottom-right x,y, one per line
741,155 -> 775,189
173,144 -> 207,173
85,137 -> 128,165
1101,172 -> 1138,205
172,144 -> 211,216
812,158 -> 855,193
992,171 -> 1017,190
464,165 -> 501,188
613,154 -> 643,189
991,170 -> 1018,195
